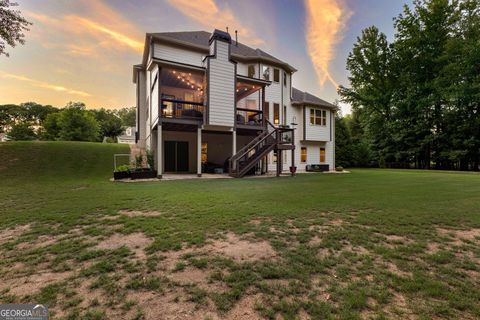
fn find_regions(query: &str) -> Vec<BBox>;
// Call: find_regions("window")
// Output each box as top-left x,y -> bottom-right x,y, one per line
309,108 -> 327,126
248,65 -> 255,78
301,147 -> 307,163
273,103 -> 280,124
320,147 -> 326,163
273,151 -> 277,163
201,143 -> 208,163
262,66 -> 270,80
283,71 -> 287,87
283,105 -> 287,125
264,102 -> 269,121
273,68 -> 280,82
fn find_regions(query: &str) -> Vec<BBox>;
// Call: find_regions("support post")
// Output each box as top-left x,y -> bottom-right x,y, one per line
261,86 -> 266,127
232,130 -> 237,156
197,127 -> 202,177
276,150 -> 281,177
291,129 -> 295,176
157,125 -> 162,179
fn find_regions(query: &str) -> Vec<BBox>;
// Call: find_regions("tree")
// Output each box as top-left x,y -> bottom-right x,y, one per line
338,26 -> 396,164
393,0 -> 458,169
43,112 -> 62,140
338,0 -> 479,171
0,0 -> 31,57
57,102 -> 99,141
7,122 -> 36,140
116,107 -> 136,127
21,102 -> 58,125
335,111 -> 353,168
91,108 -> 123,140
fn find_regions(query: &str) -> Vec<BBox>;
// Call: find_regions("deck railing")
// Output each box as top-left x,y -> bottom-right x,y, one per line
236,108 -> 263,126
160,99 -> 205,120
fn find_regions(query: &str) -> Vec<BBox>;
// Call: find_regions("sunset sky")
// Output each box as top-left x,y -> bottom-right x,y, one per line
0,0 -> 412,114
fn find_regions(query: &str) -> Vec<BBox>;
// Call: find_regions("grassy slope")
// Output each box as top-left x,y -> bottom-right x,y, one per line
0,141 -> 479,319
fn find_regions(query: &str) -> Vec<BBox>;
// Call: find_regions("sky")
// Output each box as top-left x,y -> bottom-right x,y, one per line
0,0 -> 413,115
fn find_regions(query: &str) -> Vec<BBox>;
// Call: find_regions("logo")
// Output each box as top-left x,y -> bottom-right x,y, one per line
0,304 -> 48,320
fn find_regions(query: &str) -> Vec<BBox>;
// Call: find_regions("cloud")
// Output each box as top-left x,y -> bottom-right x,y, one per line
0,71 -> 91,97
26,0 -> 143,56
305,0 -> 352,88
166,0 -> 264,46
75,17 -> 143,52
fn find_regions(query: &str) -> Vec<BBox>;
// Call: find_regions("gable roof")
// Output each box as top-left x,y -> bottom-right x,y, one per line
142,31 -> 296,73
291,87 -> 337,109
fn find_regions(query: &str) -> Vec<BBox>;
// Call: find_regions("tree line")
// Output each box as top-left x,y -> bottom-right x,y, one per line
0,102 -> 136,142
336,0 -> 480,171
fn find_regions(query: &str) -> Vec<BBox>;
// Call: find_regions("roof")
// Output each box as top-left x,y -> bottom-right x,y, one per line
142,31 -> 296,73
291,87 -> 337,109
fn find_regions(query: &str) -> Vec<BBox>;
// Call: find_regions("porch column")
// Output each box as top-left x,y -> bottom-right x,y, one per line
232,130 -> 237,155
291,130 -> 295,176
261,86 -> 266,126
276,150 -> 281,177
197,127 -> 202,177
157,125 -> 162,179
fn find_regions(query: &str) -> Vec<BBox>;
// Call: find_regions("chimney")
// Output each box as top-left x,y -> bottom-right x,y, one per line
235,30 -> 238,46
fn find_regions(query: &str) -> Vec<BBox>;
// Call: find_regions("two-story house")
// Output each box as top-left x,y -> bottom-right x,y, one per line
133,29 -> 336,178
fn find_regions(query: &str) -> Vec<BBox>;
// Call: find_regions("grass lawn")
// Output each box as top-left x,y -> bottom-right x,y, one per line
0,141 -> 479,319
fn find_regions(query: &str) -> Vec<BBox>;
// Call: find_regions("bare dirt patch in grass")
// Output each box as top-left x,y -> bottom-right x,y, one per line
127,289 -> 217,320
0,224 -> 31,244
227,293 -> 263,320
203,232 -> 276,262
437,227 -> 480,242
0,271 -> 73,296
426,242 -> 440,253
16,235 -> 58,250
385,262 -> 412,277
385,234 -> 409,242
169,267 -> 209,287
118,210 -> 163,217
96,232 -> 153,260
385,292 -> 415,320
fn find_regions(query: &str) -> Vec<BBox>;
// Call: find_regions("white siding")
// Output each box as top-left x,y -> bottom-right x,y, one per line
153,43 -> 203,67
208,41 -> 235,127
151,66 -> 159,124
305,107 -> 332,142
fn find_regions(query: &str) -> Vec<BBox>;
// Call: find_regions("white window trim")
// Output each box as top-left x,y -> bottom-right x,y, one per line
309,108 -> 327,127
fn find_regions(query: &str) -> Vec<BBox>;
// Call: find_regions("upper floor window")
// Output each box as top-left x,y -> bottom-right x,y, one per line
262,66 -> 270,81
309,108 -> 327,126
273,103 -> 280,124
248,65 -> 255,78
273,68 -> 280,82
283,71 -> 287,87
283,105 -> 287,125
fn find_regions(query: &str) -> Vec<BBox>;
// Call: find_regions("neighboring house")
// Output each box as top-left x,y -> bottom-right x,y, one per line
0,133 -> 8,142
134,29 -> 336,178
117,127 -> 136,145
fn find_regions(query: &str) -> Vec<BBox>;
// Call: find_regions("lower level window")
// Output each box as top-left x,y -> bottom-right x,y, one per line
201,143 -> 208,163
320,147 -> 326,163
301,147 -> 307,163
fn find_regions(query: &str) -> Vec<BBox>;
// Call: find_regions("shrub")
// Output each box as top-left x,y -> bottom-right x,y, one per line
146,150 -> 155,170
7,123 -> 36,140
134,154 -> 144,168
115,165 -> 130,173
335,166 -> 344,172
